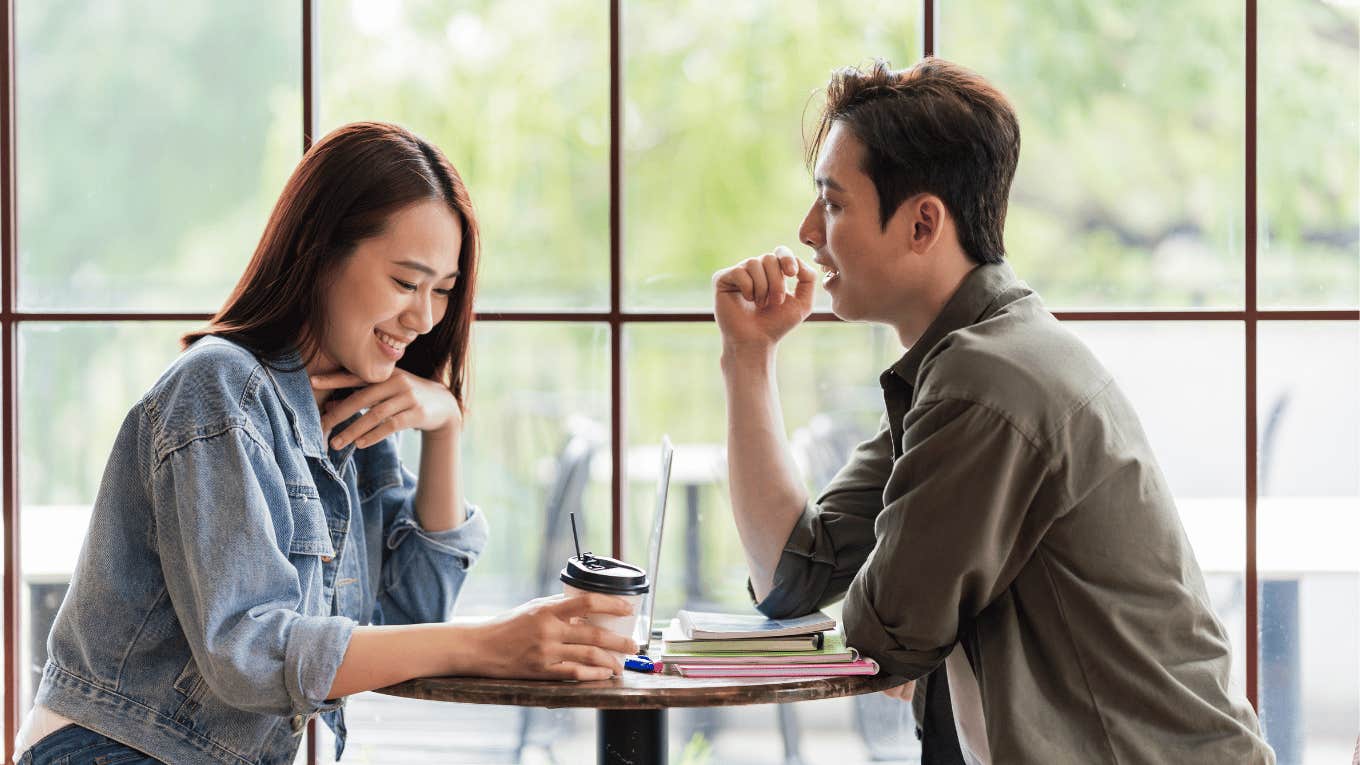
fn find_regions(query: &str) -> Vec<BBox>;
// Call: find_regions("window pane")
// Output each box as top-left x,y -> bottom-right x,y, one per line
1257,322 -> 1359,764
19,323 -> 192,712
941,3 -> 1246,309
16,1 -> 300,311
1259,2 -> 1359,308
320,0 -> 610,310
623,2 -> 921,310
333,322 -> 611,763
1067,322 -> 1248,693
625,322 -> 914,762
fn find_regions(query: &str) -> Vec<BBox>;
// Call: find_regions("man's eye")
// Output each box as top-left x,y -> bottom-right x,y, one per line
392,278 -> 417,292
822,200 -> 840,212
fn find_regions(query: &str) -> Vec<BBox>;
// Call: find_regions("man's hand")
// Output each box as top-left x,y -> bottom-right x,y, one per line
713,246 -> 816,353
882,679 -> 916,703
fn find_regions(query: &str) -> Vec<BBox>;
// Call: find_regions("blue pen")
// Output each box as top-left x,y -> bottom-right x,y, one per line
624,655 -> 661,673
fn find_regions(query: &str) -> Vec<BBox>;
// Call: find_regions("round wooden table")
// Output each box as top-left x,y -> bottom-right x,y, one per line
377,670 -> 906,765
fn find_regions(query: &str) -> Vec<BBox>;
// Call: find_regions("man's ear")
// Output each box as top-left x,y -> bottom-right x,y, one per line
905,194 -> 947,254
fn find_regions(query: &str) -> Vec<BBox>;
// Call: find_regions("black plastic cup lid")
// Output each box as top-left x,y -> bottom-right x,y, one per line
560,553 -> 649,596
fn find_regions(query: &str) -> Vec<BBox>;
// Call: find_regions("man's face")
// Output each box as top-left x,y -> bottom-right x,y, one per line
798,122 -> 915,323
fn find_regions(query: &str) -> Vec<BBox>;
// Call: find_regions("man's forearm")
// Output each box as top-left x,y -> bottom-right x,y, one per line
721,344 -> 809,602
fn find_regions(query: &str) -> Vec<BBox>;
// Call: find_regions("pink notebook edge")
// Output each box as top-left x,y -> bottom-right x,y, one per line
675,658 -> 880,678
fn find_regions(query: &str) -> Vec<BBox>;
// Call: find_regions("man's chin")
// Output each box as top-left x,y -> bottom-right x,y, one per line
827,296 -> 859,323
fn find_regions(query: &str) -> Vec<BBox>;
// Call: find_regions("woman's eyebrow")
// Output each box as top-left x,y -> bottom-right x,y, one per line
393,259 -> 459,279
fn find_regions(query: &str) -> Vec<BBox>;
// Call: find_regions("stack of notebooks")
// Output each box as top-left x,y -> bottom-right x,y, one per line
658,609 -> 879,678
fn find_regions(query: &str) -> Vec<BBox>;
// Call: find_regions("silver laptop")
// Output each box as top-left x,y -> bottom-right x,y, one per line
635,435 -> 674,654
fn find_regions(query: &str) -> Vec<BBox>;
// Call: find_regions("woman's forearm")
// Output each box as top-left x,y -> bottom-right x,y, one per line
413,426 -> 464,532
327,622 -> 481,698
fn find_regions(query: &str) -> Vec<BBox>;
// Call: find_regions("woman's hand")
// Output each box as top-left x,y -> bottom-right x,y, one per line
313,369 -> 461,450
467,594 -> 639,681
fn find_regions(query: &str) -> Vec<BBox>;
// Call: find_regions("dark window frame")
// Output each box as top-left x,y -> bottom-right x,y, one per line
2,1 -> 1356,762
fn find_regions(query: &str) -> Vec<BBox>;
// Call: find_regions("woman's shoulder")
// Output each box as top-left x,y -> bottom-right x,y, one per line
143,336 -> 278,435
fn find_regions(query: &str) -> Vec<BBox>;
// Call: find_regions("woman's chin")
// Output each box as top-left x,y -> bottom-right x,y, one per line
344,361 -> 394,386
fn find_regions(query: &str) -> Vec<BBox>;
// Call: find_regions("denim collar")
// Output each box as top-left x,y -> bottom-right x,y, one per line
260,345 -> 359,471
885,260 -> 1029,388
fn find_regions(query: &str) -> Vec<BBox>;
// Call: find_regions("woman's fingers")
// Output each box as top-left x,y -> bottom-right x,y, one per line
328,397 -> 405,448
542,661 -> 614,682
552,592 -> 634,619
562,622 -> 638,656
552,643 -> 625,675
319,385 -> 388,432
350,414 -> 408,450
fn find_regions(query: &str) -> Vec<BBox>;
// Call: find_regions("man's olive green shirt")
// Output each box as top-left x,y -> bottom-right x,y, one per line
755,262 -> 1273,764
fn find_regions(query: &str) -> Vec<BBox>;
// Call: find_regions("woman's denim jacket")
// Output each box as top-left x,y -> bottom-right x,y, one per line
34,336 -> 489,764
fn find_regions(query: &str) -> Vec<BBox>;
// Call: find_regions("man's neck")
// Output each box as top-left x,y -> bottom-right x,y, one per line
893,260 -> 979,349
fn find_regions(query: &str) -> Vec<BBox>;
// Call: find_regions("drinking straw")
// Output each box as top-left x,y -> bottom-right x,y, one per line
569,511 -> 583,561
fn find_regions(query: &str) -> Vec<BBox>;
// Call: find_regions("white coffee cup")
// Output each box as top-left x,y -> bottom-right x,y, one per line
559,554 -> 649,651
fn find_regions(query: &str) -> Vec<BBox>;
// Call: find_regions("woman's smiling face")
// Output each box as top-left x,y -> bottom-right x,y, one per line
310,198 -> 462,383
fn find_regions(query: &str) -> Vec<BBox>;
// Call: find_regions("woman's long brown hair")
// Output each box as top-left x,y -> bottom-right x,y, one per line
184,122 -> 480,407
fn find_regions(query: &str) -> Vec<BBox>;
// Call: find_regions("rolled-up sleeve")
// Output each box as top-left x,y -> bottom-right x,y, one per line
752,414 -> 896,618
152,425 -> 354,717
377,464 -> 489,625
842,397 -> 1059,679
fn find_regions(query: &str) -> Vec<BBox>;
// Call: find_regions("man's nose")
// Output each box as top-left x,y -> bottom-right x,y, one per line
799,202 -> 823,249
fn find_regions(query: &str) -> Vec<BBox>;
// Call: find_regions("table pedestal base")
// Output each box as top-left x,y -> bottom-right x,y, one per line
598,708 -> 667,765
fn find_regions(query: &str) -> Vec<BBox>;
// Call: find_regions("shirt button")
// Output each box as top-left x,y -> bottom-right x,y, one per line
321,556 -> 333,563
291,713 -> 308,733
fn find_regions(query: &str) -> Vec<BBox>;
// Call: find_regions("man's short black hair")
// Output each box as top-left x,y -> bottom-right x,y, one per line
808,58 -> 1021,265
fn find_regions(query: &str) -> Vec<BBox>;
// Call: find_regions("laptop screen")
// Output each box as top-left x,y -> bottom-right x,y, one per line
636,436 -> 674,653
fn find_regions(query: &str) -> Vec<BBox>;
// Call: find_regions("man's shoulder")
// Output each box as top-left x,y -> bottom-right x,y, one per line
915,299 -> 1113,442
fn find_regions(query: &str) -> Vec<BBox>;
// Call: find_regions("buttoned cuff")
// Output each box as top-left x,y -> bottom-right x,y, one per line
386,503 -> 489,569
748,501 -> 837,619
284,615 -> 356,714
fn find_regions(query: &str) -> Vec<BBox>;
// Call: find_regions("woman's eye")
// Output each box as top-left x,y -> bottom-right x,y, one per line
392,278 -> 417,292
434,288 -> 453,297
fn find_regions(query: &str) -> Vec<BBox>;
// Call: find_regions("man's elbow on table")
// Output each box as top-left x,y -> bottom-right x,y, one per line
843,598 -> 952,681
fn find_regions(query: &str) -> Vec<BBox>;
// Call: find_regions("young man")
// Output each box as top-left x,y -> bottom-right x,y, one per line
713,58 -> 1273,764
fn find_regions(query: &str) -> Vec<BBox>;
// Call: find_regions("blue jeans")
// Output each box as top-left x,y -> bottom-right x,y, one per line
19,725 -> 161,765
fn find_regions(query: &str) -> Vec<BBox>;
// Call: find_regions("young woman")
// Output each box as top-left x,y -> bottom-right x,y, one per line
18,122 -> 635,765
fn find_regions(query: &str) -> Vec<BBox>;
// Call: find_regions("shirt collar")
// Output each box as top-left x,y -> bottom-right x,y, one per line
886,260 -> 1027,387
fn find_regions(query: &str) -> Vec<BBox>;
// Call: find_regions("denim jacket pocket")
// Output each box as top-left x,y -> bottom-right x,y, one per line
286,486 -> 336,560
171,657 -> 211,725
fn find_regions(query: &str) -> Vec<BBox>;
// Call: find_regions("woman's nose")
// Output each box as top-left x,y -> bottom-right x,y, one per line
402,293 -> 435,334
